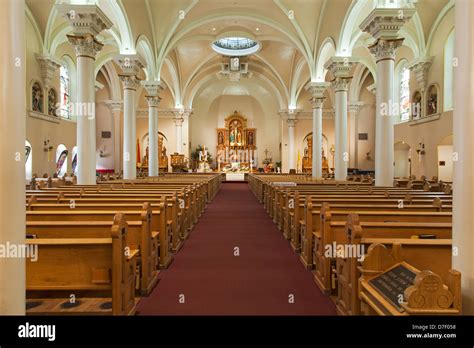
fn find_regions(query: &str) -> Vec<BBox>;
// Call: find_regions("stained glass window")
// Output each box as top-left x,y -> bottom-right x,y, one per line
399,67 -> 410,122
60,65 -> 70,119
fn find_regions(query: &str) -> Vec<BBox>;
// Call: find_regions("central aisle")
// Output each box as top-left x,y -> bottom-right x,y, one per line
137,183 -> 336,315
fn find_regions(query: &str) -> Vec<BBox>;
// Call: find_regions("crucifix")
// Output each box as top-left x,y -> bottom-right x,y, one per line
264,149 -> 270,159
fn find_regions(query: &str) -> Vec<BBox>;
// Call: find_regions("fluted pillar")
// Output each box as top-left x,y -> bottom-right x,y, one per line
58,4 -> 112,184
0,0 -> 26,315
361,8 -> 415,186
306,82 -> 329,178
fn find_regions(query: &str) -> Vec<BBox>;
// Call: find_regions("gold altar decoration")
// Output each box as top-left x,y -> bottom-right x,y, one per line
216,111 -> 256,172
302,134 -> 329,174
141,134 -> 169,172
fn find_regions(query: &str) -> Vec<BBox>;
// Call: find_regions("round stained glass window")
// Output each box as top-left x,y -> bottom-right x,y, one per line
212,37 -> 260,56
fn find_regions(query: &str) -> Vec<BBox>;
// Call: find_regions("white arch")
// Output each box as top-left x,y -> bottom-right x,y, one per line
163,58 -> 181,106
136,35 -> 157,79
315,37 -> 336,82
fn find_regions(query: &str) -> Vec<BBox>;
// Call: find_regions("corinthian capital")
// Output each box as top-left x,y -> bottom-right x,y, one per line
67,34 -> 104,59
306,81 -> 329,109
331,77 -> 352,92
145,95 -> 161,108
119,74 -> 141,91
368,38 -> 404,62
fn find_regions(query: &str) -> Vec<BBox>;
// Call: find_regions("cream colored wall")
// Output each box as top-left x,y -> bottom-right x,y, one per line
26,13 -> 77,177
394,7 -> 454,180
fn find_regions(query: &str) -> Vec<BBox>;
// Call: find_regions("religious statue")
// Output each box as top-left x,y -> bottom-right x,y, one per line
230,128 -> 236,145
218,131 -> 224,145
32,82 -> 43,113
413,92 -> 422,119
427,86 -> 438,115
248,131 -> 254,146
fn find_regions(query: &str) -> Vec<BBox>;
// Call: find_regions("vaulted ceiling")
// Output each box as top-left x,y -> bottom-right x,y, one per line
26,0 -> 453,109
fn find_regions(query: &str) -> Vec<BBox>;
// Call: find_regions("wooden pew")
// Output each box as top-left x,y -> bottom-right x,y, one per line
26,214 -> 138,315
310,202 -> 452,293
27,201 -> 172,270
26,204 -> 160,296
334,214 -> 452,315
27,194 -> 185,251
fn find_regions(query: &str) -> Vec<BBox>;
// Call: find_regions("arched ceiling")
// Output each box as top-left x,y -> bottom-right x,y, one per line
26,0 -> 452,110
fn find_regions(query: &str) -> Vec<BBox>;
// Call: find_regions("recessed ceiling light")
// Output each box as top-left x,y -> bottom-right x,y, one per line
212,27 -> 216,31
256,27 -> 260,31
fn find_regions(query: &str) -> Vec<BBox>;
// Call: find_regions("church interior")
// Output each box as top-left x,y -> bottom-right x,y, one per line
2,0 -> 474,329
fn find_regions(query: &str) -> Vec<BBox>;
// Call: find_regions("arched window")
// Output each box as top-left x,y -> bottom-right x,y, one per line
25,140 -> 33,180
444,30 -> 455,111
399,66 -> 410,122
60,65 -> 70,119
55,144 -> 68,177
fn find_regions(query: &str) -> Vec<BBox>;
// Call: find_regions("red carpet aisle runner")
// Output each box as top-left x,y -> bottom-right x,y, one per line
136,183 -> 336,315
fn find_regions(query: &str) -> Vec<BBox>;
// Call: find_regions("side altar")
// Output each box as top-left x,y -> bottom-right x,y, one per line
140,135 -> 169,173
302,134 -> 329,174
217,111 -> 257,173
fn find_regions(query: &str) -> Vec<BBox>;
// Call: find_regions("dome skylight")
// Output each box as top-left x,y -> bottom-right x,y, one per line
212,37 -> 260,56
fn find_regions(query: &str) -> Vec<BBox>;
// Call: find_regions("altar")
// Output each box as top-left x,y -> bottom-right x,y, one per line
225,173 -> 246,182
302,134 -> 329,174
217,111 -> 257,173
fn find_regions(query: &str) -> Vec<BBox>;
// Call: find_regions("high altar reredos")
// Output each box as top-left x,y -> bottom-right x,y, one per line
217,111 -> 257,173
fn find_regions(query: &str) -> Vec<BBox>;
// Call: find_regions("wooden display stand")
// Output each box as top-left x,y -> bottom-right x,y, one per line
170,153 -> 186,172
357,243 -> 461,316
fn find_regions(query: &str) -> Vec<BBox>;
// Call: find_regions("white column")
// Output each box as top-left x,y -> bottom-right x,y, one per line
0,0 -> 26,315
70,37 -> 103,184
287,117 -> 296,171
332,78 -> 351,181
348,102 -> 363,169
142,81 -> 166,177
174,116 -> 184,154
369,39 -> 403,186
361,8 -> 414,186
120,75 -> 140,179
453,0 -> 474,314
105,100 -> 123,174
146,96 -> 160,176
58,4 -> 112,185
306,82 -> 329,178
312,106 -> 323,177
